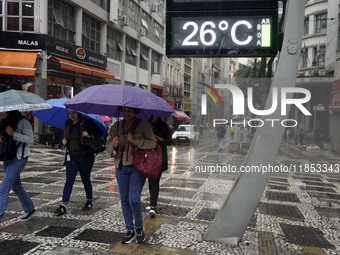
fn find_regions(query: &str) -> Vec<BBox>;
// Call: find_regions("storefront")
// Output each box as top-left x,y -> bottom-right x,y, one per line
0,31 -> 115,141
0,31 -> 115,97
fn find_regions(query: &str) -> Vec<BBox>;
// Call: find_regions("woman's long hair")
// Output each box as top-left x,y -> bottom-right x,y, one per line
0,110 -> 23,133
64,111 -> 84,143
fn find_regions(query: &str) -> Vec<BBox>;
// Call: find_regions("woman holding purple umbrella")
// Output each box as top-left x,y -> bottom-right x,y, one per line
106,106 -> 156,244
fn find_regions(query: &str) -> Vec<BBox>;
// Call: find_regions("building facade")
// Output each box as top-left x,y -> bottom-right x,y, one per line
0,0 -> 166,136
329,0 -> 340,153
295,0 -> 337,140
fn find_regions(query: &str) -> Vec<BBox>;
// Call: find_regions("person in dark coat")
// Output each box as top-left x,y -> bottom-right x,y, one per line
53,109 -> 102,216
46,126 -> 64,150
147,117 -> 172,217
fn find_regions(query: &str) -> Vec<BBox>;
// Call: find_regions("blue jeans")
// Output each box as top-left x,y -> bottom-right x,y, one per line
62,151 -> 94,204
116,163 -> 146,231
218,137 -> 224,149
0,156 -> 34,222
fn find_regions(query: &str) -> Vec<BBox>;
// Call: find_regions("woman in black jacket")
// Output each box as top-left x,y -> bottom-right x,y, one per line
53,109 -> 102,216
147,117 -> 172,217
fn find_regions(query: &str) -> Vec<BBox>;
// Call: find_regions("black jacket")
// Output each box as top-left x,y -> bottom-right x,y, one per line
151,118 -> 172,172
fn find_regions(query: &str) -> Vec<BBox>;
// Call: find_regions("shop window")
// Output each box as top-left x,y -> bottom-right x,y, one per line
82,12 -> 101,52
48,0 -> 75,43
315,13 -> 327,34
6,0 -> 34,32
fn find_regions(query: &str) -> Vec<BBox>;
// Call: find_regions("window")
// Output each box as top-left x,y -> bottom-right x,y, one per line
140,44 -> 149,70
82,12 -> 101,52
107,27 -> 122,61
152,52 -> 160,74
338,13 -> 340,52
0,1 -> 3,30
90,0 -> 107,10
315,13 -> 327,34
6,0 -> 34,32
304,18 -> 309,36
313,45 -> 325,67
48,0 -> 75,43
126,36 -> 137,65
123,0 -> 138,31
302,49 -> 308,68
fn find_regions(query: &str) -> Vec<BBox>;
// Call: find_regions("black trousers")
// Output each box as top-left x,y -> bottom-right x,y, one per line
148,171 -> 163,207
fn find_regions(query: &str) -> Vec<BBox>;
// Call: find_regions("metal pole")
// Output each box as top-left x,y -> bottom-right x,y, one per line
204,0 -> 305,245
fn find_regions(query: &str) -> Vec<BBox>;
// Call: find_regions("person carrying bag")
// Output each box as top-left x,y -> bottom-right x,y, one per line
54,109 -> 102,216
0,110 -> 35,224
106,106 -> 156,244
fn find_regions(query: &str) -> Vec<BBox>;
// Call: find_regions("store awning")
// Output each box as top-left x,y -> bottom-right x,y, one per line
92,66 -> 115,80
328,105 -> 340,112
172,110 -> 190,120
0,51 -> 38,76
53,56 -> 92,75
52,56 -> 115,80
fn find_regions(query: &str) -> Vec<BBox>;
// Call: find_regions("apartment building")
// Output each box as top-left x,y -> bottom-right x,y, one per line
0,0 -> 165,98
296,0 -> 337,139
329,1 -> 340,153
0,0 -> 166,137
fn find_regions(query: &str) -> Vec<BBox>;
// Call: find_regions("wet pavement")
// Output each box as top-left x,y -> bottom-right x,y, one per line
0,128 -> 339,254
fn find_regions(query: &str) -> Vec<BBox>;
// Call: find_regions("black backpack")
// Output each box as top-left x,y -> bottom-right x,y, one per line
0,134 -> 18,161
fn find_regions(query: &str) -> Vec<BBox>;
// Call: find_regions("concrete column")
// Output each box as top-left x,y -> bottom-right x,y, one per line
34,50 -> 48,139
148,48 -> 152,90
75,7 -> 83,46
38,0 -> 48,34
136,42 -> 140,87
204,0 -> 306,245
121,34 -> 126,84
100,22 -> 107,56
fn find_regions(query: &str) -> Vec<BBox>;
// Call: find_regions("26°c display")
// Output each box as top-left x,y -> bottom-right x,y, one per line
166,10 -> 278,57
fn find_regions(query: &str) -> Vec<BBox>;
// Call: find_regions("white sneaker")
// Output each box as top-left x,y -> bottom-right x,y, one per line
146,206 -> 151,210
149,209 -> 156,218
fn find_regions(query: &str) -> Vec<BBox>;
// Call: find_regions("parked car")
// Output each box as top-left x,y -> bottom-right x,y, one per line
172,124 -> 200,144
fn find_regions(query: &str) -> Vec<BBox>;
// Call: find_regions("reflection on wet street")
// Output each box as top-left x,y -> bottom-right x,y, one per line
0,126 -> 339,254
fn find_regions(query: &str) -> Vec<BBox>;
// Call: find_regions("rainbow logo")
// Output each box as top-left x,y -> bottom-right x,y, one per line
197,82 -> 223,106
197,82 -> 222,115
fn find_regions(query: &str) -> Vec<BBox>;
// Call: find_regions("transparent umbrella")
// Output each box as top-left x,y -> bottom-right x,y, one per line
0,89 -> 51,112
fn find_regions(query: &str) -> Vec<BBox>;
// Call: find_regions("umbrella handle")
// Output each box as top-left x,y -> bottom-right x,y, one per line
116,108 -> 119,137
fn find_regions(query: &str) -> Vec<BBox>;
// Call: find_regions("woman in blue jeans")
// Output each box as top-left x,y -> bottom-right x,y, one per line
0,110 -> 35,224
106,107 -> 156,244
53,109 -> 102,216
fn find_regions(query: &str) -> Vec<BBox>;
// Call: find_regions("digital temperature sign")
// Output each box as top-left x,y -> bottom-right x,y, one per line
166,10 -> 278,57
167,0 -> 278,11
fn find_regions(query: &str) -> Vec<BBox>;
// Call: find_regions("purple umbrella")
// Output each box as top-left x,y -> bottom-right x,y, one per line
64,84 -> 175,119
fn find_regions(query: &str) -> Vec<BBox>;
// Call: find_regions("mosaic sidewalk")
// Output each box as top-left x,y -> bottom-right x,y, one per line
0,135 -> 339,254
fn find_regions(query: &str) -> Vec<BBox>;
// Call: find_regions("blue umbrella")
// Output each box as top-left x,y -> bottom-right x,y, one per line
33,98 -> 107,135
